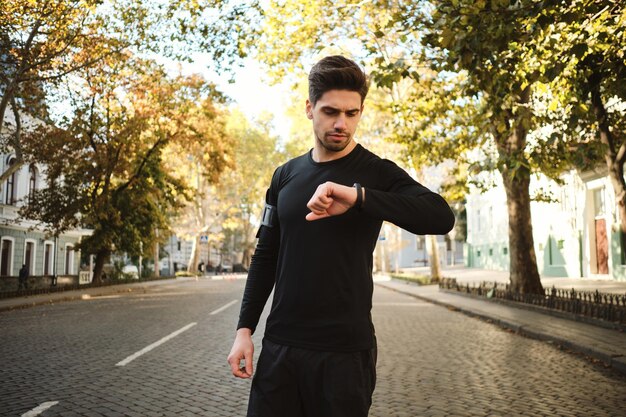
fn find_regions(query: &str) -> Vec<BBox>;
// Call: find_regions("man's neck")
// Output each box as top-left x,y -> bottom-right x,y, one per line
312,141 -> 358,163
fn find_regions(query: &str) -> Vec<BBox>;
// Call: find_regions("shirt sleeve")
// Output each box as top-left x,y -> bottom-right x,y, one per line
236,168 -> 281,333
361,159 -> 455,235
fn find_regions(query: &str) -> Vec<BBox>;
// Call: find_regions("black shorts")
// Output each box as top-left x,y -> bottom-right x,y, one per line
247,338 -> 377,417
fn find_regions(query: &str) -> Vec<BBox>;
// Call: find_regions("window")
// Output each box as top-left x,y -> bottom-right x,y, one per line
621,232 -> 626,265
177,240 -> 181,251
24,240 -> 35,274
548,236 -> 553,265
1,238 -> 14,276
445,235 -> 452,251
489,248 -> 493,256
416,236 -> 424,250
594,188 -> 606,217
44,243 -> 54,275
5,157 -> 16,205
503,247 -> 508,255
28,165 -> 37,203
65,244 -> 74,274
476,249 -> 481,257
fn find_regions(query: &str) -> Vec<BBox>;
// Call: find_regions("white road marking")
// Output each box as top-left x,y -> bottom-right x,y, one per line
86,295 -> 122,300
128,292 -> 195,298
115,322 -> 197,367
372,302 -> 431,307
22,401 -> 59,417
210,299 -> 238,315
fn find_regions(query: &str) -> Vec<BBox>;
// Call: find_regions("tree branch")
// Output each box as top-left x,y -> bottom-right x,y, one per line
0,19 -> 42,136
0,97 -> 25,183
114,135 -> 167,197
616,142 -> 626,166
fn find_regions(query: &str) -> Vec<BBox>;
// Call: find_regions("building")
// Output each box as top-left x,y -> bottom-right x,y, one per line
1,111 -> 89,290
466,167 -> 626,281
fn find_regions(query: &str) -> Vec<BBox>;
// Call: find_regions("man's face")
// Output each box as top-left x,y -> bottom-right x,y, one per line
306,90 -> 363,154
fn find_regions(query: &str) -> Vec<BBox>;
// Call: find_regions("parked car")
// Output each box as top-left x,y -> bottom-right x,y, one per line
122,264 -> 139,279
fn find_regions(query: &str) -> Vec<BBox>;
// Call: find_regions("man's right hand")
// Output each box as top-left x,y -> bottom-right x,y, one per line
227,328 -> 254,378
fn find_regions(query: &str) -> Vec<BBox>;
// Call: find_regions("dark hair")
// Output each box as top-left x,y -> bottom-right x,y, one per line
308,56 -> 369,106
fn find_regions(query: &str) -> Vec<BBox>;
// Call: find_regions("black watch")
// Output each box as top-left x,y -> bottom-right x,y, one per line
353,183 -> 363,209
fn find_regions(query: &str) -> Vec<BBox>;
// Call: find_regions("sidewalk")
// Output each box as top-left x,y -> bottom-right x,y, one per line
0,277 -> 195,312
400,264 -> 626,294
375,271 -> 626,376
0,274 -> 248,313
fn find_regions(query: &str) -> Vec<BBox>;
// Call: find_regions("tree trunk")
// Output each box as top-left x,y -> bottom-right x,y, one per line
92,249 -> 109,284
241,247 -> 252,269
187,234 -> 201,273
429,235 -> 441,282
449,229 -> 457,266
500,166 -> 543,294
153,229 -> 160,277
493,87 -> 544,295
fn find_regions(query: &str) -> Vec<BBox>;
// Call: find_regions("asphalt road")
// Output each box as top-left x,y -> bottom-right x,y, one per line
1,277 -> 624,417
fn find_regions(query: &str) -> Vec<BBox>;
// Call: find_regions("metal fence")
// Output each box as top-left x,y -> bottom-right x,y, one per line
439,278 -> 626,325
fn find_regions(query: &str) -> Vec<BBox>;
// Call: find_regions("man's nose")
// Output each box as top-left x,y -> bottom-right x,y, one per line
334,114 -> 347,130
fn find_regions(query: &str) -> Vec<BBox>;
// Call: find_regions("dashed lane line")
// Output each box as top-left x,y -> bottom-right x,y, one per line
22,401 -> 59,417
115,300 -> 236,367
115,322 -> 197,367
209,299 -> 238,315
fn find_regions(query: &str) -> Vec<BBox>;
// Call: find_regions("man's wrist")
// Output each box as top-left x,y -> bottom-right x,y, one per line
236,327 -> 252,337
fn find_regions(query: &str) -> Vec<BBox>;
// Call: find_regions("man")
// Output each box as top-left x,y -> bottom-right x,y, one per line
18,264 -> 29,291
227,55 -> 455,417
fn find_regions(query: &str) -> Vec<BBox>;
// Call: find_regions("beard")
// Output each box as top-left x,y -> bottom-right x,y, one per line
317,131 -> 352,152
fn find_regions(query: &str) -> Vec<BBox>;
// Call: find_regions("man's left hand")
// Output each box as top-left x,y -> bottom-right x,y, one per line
306,181 -> 359,221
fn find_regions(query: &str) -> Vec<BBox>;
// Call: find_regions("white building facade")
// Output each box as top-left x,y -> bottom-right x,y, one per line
466,168 -> 626,281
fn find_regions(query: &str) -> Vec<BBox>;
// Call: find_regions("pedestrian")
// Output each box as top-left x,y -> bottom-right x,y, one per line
18,264 -> 29,291
227,55 -> 455,417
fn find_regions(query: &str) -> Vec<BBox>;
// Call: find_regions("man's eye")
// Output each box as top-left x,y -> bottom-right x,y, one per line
324,109 -> 337,115
347,112 -> 359,117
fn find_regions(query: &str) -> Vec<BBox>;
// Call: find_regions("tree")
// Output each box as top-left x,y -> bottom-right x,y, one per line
0,0 -> 129,182
245,0 -> 553,292
163,98 -> 234,274
534,1 -> 626,254
222,0 -> 459,278
218,111 -> 282,268
1,0 -> 257,183
20,55 -> 229,282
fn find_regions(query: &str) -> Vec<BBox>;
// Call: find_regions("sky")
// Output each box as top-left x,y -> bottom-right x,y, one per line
174,54 -> 295,141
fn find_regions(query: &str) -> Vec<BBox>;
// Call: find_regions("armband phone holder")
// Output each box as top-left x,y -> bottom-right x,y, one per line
261,203 -> 277,228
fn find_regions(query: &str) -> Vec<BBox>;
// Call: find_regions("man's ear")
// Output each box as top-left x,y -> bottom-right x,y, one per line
305,100 -> 313,119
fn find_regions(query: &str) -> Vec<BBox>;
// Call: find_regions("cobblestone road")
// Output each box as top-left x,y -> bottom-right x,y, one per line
0,278 -> 624,416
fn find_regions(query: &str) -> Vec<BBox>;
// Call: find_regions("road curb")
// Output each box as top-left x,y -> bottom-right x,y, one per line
375,282 -> 626,376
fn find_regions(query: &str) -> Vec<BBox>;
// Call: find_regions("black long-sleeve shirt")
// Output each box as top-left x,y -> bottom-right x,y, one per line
237,144 -> 455,351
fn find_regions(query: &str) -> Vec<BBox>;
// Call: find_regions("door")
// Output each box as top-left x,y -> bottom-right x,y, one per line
1,239 -> 12,276
595,218 -> 609,274
44,244 -> 52,275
